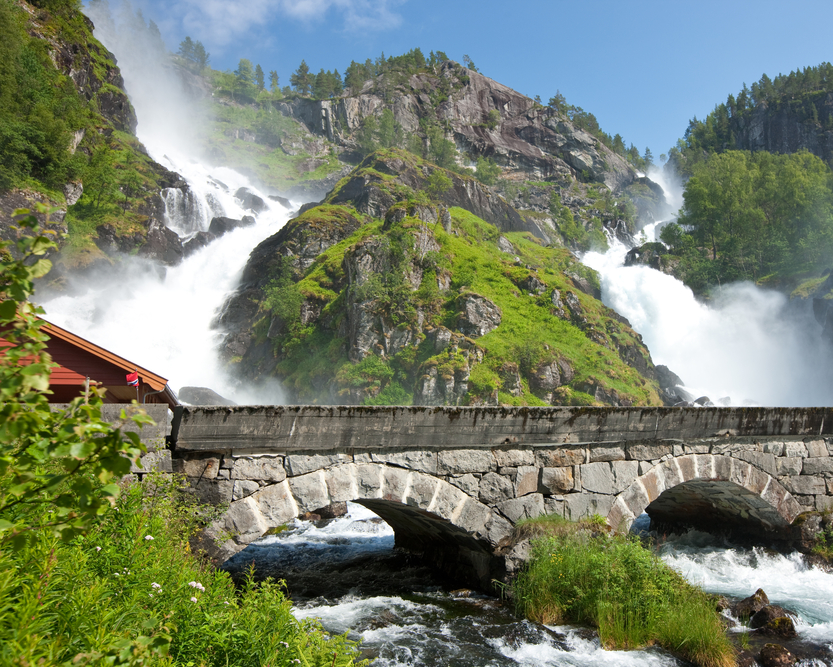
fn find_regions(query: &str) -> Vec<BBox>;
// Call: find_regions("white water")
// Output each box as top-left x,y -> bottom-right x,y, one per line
583,223 -> 833,407
660,531 -> 833,646
38,5 -> 296,403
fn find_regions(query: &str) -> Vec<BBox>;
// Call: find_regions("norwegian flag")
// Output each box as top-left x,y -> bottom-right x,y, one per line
126,371 -> 139,386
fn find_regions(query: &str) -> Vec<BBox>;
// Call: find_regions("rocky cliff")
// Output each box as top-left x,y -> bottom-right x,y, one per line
0,0 -> 190,278
217,149 -> 664,408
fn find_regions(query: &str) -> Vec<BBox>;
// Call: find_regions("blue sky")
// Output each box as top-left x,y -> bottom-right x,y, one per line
111,0 -> 833,158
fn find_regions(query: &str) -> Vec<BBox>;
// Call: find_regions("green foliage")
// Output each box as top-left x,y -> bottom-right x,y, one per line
425,124 -> 458,169
177,36 -> 209,72
669,62 -> 833,174
263,257 -> 304,334
668,149 -> 833,290
290,59 -> 313,96
0,207 -> 151,547
474,157 -> 501,185
514,521 -> 734,667
0,472 -> 366,666
426,169 -> 452,198
312,68 -> 343,99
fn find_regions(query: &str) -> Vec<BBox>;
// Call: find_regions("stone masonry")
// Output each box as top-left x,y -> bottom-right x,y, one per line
169,405 -> 833,589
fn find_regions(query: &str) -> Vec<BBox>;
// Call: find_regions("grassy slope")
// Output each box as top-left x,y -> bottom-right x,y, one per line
246,151 -> 662,406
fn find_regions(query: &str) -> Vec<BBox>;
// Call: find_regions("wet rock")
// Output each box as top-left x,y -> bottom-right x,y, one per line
182,231 -> 217,257
750,605 -> 794,629
312,501 -> 348,519
756,616 -> 797,639
208,215 -> 256,237
268,194 -> 292,209
234,187 -> 266,213
138,221 -> 183,266
758,643 -> 795,667
733,589 -> 770,619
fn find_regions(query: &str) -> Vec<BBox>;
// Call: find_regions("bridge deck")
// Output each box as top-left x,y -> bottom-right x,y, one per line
171,405 -> 833,452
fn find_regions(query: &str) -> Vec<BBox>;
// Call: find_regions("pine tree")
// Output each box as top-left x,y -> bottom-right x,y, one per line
255,64 -> 265,91
269,70 -> 279,93
290,60 -> 313,96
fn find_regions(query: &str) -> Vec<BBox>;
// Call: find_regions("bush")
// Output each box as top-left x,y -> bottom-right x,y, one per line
513,519 -> 734,667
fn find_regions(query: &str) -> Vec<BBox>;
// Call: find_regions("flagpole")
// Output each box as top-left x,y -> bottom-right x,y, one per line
134,368 -> 139,403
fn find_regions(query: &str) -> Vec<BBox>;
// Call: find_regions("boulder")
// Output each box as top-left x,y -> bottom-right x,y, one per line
234,187 -> 266,213
751,605 -> 794,630
179,386 -> 236,406
756,616 -> 798,639
456,293 -> 501,337
138,221 -> 183,266
733,589 -> 770,619
758,644 -> 795,667
182,231 -> 217,257
268,194 -> 292,209
208,215 -> 256,237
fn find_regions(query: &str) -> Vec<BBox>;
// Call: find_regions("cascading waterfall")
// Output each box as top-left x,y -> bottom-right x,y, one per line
583,216 -> 833,407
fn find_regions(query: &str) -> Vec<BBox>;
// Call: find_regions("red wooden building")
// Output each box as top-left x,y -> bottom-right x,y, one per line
4,318 -> 178,409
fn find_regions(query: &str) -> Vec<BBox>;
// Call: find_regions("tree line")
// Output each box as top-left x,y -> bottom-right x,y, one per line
660,150 -> 833,291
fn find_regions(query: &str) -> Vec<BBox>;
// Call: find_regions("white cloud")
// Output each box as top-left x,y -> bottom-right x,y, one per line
171,0 -> 402,47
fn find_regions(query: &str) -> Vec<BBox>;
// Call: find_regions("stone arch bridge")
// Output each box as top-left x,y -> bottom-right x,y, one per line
163,406 -> 833,588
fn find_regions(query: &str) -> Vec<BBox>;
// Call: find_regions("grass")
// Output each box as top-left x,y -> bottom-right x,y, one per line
0,473 -> 366,666
512,515 -> 736,667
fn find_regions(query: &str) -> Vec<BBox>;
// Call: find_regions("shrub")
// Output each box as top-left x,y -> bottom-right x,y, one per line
513,520 -> 735,667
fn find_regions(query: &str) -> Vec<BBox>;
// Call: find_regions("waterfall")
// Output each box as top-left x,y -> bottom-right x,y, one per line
37,7 -> 296,403
583,204 -> 833,408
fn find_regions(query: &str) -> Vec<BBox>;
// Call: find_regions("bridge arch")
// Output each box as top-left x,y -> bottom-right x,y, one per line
198,463 -> 513,588
606,454 -> 803,536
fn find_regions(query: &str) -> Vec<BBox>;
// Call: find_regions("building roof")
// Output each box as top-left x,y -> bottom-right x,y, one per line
2,317 -> 179,409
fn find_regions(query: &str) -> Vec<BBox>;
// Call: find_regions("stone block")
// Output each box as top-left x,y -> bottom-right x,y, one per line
784,441 -> 809,458
683,444 -> 710,455
492,448 -> 534,467
797,495 -> 816,508
456,500 -> 491,538
429,482 -> 467,520
783,475 -> 826,495
802,458 -> 833,475
829,478 -> 833,494
325,464 -> 359,503
232,479 -> 260,501
735,451 -> 777,476
352,451 -> 373,463
356,464 -> 383,498
763,441 -> 785,456
253,480 -> 298,526
285,453 -> 351,476
216,469 -> 230,479
638,460 -> 654,475
380,466 -> 411,503
132,450 -> 172,474
805,440 -> 828,458
543,497 -> 566,517
404,473 -> 438,509
776,457 -> 803,476
288,471 -> 330,513
448,473 -> 480,497
540,467 -> 574,494
579,461 -> 637,495
496,494 -> 545,523
627,443 -> 672,461
479,472 -> 514,505
485,512 -> 514,545
371,450 -> 438,474
438,449 -> 495,475
816,495 -> 833,512
589,446 -> 626,462
231,457 -> 286,482
174,455 -> 220,479
673,444 -> 684,456
514,466 -> 540,497
535,447 -> 585,467
563,493 -> 614,522
220,497 -> 268,544
187,478 -> 233,505
712,441 -> 761,455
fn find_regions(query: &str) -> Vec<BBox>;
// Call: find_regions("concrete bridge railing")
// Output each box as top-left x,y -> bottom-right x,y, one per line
163,406 -> 833,588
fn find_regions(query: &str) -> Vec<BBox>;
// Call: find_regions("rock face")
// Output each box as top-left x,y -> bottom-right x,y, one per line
217,149 -> 664,408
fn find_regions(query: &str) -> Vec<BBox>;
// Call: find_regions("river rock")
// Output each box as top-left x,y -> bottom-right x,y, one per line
733,588 -> 770,619
208,215 -> 256,237
756,616 -> 798,639
750,605 -> 794,629
758,643 -> 795,667
268,194 -> 292,209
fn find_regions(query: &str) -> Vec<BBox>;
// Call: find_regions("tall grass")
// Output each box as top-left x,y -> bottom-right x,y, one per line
0,473 -> 366,666
513,517 -> 735,667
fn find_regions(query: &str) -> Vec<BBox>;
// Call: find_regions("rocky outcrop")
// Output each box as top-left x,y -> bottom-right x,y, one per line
456,293 -> 501,337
